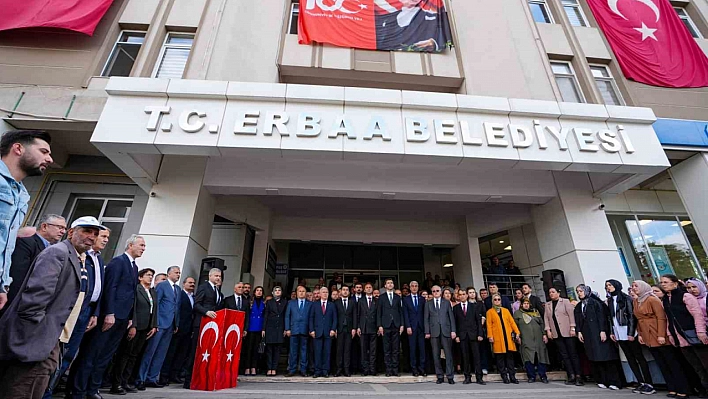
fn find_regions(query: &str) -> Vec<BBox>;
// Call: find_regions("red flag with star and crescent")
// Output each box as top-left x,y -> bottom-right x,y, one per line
586,0 -> 708,88
191,309 -> 246,391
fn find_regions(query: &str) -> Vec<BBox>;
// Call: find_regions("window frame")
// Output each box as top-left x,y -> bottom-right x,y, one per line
288,1 -> 300,35
561,0 -> 589,27
674,7 -> 703,39
151,32 -> 195,79
550,60 -> 586,103
590,64 -> 625,106
100,30 -> 147,77
528,0 -> 555,24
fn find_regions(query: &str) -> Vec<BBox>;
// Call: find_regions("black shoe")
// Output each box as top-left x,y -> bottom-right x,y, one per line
123,384 -> 137,393
324,374 -> 330,378
285,372 -> 294,377
87,394 -> 104,399
528,378 -> 536,383
306,372 -> 313,377
413,372 -> 419,377
109,387 -> 126,396
385,372 -> 391,377
300,372 -> 307,377
463,377 -> 471,385
421,372 -> 427,377
575,378 -> 585,387
502,374 -> 511,384
448,379 -> 455,385
145,381 -> 164,388
170,377 -> 184,384
540,377 -> 549,384
436,378 -> 444,384
182,382 -> 190,390
476,377 -> 487,385
136,382 -> 146,391
566,378 -> 576,386
510,375 -> 519,384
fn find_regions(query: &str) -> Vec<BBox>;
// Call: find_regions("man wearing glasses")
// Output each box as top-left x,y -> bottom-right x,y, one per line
424,285 -> 456,384
5,214 -> 66,309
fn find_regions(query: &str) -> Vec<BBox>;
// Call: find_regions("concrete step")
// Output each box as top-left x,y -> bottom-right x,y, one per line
239,371 -> 569,384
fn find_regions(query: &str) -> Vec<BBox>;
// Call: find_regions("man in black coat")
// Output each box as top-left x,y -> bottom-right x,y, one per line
521,283 -> 545,317
453,290 -> 485,385
160,277 -> 195,385
6,214 -> 66,309
334,285 -> 356,376
223,281 -> 250,329
377,278 -> 403,377
183,269 -> 223,389
356,283 -> 378,376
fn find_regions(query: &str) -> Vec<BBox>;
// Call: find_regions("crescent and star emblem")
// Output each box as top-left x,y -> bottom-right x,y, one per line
199,321 -> 219,362
224,324 -> 241,362
607,0 -> 660,41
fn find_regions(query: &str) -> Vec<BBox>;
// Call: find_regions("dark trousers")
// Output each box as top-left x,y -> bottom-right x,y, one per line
70,317 -> 128,398
0,341 -> 60,399
480,338 -> 491,371
360,333 -> 377,374
336,330 -> 352,373
618,339 -> 653,385
382,327 -> 400,373
112,329 -> 149,387
44,304 -> 93,398
313,337 -> 332,376
161,329 -> 191,381
351,335 -> 361,373
431,335 -> 454,380
242,332 -> 261,370
681,345 -> 708,391
554,336 -> 581,378
307,336 -> 315,373
591,360 -> 621,387
288,335 -> 308,373
400,333 -> 410,372
495,351 -> 516,376
459,337 -> 482,377
524,355 -> 547,379
408,328 -> 425,373
651,346 -> 690,395
266,344 -> 281,371
183,326 -> 200,387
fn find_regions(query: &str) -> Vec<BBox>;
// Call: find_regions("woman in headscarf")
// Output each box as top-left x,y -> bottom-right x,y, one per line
575,284 -> 621,390
606,279 -> 655,394
686,277 -> 708,325
263,286 -> 287,376
661,274 -> 708,396
487,293 -> 521,384
634,279 -> 690,398
513,298 -> 549,383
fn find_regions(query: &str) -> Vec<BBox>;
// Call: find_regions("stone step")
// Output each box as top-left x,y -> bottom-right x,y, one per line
239,371 -> 569,384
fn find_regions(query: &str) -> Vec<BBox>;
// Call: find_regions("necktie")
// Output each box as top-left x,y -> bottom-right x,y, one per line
215,286 -> 220,305
299,300 -> 303,311
131,261 -> 138,283
389,293 -> 393,304
413,295 -> 417,308
80,258 -> 88,293
368,297 -> 371,308
322,301 -> 326,315
173,283 -> 178,299
463,303 -> 467,316
344,299 -> 347,310
237,295 -> 241,309
436,299 -> 440,310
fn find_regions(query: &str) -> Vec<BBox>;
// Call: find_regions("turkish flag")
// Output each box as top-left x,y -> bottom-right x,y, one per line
299,0 -> 377,50
191,309 -> 246,391
586,0 -> 708,88
0,0 -> 114,36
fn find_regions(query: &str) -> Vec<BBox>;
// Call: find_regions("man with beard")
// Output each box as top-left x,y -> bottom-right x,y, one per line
0,216 -> 103,398
0,130 -> 53,311
375,0 -> 452,52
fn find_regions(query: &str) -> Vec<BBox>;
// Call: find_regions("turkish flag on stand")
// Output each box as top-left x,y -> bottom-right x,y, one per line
0,0 -> 114,36
191,309 -> 246,391
586,0 -> 708,88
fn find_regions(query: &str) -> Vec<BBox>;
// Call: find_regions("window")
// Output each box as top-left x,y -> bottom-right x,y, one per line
288,1 -> 300,35
675,7 -> 703,39
153,33 -> 195,79
528,0 -> 553,23
562,0 -> 588,27
68,197 -> 134,261
590,65 -> 624,105
101,31 -> 146,77
551,61 -> 584,103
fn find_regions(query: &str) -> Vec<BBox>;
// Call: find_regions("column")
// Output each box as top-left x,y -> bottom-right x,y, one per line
137,155 -> 215,278
508,224 -> 546,298
669,153 -> 708,255
451,217 -> 485,290
532,172 -> 629,292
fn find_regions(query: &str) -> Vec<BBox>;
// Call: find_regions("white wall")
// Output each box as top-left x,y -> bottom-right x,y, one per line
207,224 -> 246,292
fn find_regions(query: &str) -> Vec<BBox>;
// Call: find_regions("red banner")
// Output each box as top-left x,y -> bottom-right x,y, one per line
191,309 -> 246,391
0,0 -> 114,36
586,0 -> 708,88
298,0 -> 453,52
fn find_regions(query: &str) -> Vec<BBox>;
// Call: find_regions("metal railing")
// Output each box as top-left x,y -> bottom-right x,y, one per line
482,273 -> 545,301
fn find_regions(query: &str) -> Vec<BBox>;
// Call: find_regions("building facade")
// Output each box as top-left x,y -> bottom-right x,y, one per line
1,0 -> 707,298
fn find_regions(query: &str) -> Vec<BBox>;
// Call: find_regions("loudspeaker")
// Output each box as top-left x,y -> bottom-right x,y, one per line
541,269 -> 567,298
199,257 -> 227,284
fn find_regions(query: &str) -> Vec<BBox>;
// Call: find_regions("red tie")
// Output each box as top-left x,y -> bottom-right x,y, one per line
463,303 -> 467,316
322,302 -> 326,315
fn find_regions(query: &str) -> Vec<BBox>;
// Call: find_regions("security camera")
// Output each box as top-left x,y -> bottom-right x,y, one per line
149,191 -> 157,198
598,204 -> 606,210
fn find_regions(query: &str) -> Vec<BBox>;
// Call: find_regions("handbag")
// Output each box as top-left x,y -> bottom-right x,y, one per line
258,339 -> 266,354
667,306 -> 702,346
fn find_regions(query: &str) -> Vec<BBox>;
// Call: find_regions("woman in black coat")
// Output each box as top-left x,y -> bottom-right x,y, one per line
575,284 -> 621,390
262,286 -> 287,376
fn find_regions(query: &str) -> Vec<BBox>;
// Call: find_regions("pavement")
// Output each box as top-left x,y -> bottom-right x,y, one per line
100,375 -> 641,399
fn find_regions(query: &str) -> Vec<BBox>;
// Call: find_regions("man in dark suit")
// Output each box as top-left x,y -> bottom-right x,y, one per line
454,289 -> 485,385
137,266 -> 181,388
160,276 -> 195,384
183,268 -> 222,389
377,278 -> 403,377
309,287 -> 336,378
70,234 -> 145,399
285,285 -> 312,377
403,280 -> 426,376
44,227 -> 110,399
223,281 -> 250,329
334,285 -> 356,377
425,285 -> 457,385
0,216 -> 102,398
484,283 -> 512,311
521,283 -> 545,316
5,214 -> 66,310
356,283 -> 378,376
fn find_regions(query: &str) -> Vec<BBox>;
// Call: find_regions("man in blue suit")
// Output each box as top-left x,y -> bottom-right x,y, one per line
285,285 -> 312,377
160,276 -> 195,384
137,265 -> 181,389
310,286 -> 337,378
403,280 -> 426,376
69,234 -> 146,399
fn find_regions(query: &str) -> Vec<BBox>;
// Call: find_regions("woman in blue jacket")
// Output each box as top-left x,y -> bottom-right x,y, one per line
243,286 -> 266,376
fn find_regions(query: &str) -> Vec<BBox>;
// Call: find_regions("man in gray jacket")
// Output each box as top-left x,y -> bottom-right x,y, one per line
0,216 -> 103,399
424,285 -> 457,385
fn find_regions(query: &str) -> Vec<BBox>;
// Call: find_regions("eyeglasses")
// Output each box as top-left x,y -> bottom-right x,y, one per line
493,299 -> 501,302
46,223 -> 67,231
432,289 -> 441,292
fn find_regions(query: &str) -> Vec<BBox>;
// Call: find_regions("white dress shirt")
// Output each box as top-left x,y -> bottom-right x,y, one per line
87,249 -> 102,303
